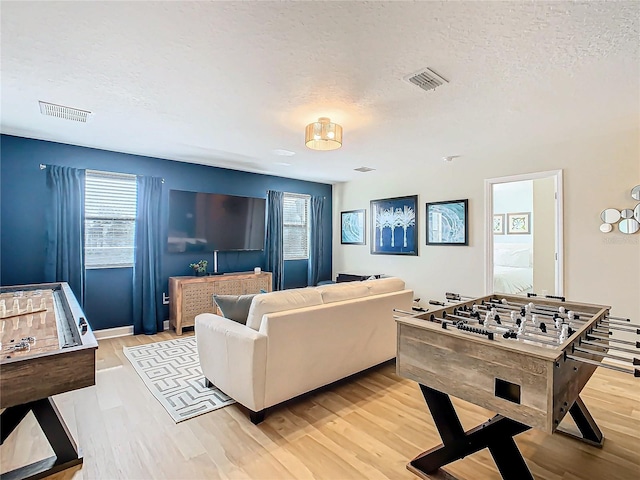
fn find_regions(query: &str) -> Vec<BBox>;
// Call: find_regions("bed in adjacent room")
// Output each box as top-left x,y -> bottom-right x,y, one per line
493,243 -> 533,295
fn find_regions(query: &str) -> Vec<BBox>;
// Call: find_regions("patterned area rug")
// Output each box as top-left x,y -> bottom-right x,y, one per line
123,336 -> 235,423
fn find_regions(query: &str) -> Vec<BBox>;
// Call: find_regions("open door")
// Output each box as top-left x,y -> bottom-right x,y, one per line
485,170 -> 564,296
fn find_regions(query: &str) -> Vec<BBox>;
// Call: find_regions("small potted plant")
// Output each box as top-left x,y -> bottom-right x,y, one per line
189,260 -> 208,276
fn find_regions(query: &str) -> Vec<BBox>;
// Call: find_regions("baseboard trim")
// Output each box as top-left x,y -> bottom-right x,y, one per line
94,325 -> 132,340
94,320 -> 170,340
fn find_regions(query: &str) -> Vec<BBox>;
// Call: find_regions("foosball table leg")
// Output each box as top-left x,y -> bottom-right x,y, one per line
408,384 -> 533,480
555,395 -> 604,447
0,397 -> 82,480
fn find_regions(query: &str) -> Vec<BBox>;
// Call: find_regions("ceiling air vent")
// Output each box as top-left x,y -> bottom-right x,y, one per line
403,68 -> 449,92
39,101 -> 92,123
354,166 -> 376,173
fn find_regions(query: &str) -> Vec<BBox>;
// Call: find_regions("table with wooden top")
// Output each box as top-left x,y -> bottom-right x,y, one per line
0,282 -> 98,480
395,292 -> 639,480
169,271 -> 272,334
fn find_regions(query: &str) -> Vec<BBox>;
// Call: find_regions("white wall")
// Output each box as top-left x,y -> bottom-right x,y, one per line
494,180 -> 532,213
494,180 -> 533,245
333,128 -> 639,323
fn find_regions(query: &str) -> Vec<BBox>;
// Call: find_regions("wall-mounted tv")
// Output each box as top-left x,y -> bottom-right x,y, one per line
168,190 -> 266,253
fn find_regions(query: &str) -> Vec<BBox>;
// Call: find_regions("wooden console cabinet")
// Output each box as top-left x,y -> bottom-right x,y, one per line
169,272 -> 272,334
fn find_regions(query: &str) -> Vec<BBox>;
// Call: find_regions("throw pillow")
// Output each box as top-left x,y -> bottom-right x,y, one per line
213,294 -> 256,325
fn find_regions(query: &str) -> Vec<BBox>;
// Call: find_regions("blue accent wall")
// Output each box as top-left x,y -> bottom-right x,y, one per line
0,135 -> 333,330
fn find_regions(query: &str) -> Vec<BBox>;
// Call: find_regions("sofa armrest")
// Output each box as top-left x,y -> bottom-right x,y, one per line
195,313 -> 267,412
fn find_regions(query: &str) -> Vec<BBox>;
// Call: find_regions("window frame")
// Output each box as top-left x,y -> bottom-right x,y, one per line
283,192 -> 311,261
84,169 -> 138,269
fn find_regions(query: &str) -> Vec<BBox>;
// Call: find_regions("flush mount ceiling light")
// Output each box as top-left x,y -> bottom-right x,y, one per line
305,117 -> 342,151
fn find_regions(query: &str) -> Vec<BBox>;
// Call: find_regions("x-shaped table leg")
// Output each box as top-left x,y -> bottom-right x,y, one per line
408,384 -> 533,480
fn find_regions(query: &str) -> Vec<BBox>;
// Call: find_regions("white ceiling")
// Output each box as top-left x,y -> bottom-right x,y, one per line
1,1 -> 638,184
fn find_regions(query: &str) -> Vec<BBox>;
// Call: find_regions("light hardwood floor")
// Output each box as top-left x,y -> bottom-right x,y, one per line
1,330 -> 639,480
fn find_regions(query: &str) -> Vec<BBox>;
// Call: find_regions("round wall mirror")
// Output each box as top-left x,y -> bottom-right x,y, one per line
632,185 -> 640,201
600,208 -> 621,224
619,218 -> 640,234
635,203 -> 640,222
599,223 -> 613,233
621,209 -> 634,219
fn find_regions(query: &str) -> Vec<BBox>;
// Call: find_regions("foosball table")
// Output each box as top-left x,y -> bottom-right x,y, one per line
395,292 -> 639,480
0,282 -> 98,480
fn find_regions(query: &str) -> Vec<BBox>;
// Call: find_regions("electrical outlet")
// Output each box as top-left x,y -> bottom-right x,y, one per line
162,293 -> 170,305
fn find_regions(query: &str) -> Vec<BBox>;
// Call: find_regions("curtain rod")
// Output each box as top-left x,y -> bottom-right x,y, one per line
266,189 -> 325,199
40,164 -> 164,183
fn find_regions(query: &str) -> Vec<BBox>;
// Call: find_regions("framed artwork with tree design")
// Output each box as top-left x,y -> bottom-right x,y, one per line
370,195 -> 418,255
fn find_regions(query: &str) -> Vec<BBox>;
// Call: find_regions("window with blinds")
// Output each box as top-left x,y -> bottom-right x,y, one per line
85,170 -> 137,268
283,193 -> 310,260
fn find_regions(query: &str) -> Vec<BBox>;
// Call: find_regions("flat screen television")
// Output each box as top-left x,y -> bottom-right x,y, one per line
168,190 -> 266,253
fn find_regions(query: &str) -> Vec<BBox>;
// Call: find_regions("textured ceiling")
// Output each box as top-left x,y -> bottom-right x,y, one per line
1,1 -> 639,184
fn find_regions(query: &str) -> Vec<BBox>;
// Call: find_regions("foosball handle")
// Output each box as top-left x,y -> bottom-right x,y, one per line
546,295 -> 566,302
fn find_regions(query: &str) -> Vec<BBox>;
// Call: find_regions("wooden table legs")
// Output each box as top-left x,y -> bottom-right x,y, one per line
1,397 -> 82,480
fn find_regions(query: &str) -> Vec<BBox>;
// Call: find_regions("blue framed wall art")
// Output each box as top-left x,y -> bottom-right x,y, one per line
370,195 -> 418,255
341,209 -> 366,245
426,199 -> 468,246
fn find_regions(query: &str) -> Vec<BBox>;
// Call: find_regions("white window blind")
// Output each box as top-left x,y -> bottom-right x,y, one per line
283,193 -> 310,260
85,170 -> 137,268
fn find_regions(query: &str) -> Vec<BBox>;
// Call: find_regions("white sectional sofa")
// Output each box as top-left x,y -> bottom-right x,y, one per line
195,277 -> 413,423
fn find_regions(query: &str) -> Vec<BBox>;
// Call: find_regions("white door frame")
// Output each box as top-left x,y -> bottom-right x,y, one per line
485,170 -> 564,296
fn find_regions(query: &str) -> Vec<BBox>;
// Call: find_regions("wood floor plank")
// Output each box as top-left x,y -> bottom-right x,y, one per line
1,330 -> 639,480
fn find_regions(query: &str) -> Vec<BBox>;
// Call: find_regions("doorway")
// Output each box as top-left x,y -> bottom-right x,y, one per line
485,170 -> 564,296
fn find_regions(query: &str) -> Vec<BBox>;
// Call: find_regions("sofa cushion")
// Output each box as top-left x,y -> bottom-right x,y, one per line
363,277 -> 405,295
315,282 -> 370,304
245,288 -> 323,330
213,294 -> 257,325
